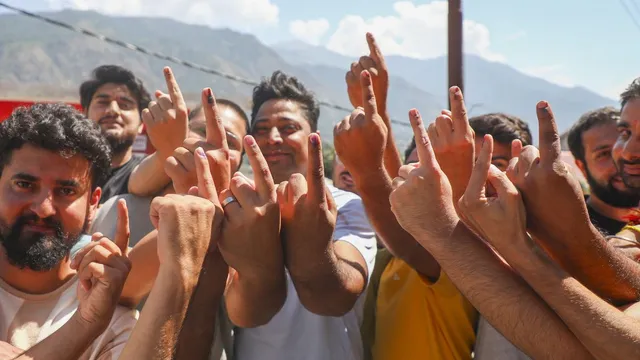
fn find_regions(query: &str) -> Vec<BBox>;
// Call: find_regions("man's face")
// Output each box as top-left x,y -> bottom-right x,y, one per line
579,122 -> 640,207
332,157 -> 357,194
86,83 -> 142,156
189,105 -> 248,172
252,99 -> 312,184
613,98 -> 640,194
0,145 -> 100,271
473,137 -> 512,171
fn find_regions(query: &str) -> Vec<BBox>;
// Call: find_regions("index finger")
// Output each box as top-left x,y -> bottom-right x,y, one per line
114,199 -> 130,254
306,133 -> 327,206
194,147 -> 219,205
360,70 -> 378,121
366,32 -> 386,67
201,88 -> 229,150
449,86 -> 469,131
163,67 -> 186,109
465,134 -> 493,200
244,135 -> 276,198
536,101 -> 561,165
408,109 -> 438,170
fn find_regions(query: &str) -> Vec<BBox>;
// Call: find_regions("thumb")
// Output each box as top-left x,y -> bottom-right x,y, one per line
114,199 -> 130,254
487,164 -> 519,199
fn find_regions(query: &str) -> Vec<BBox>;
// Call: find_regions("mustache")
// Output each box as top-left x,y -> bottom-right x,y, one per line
619,159 -> 640,166
97,115 -> 122,126
15,213 -> 63,234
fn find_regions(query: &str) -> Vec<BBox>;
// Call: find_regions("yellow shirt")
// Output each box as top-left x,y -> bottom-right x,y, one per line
372,258 -> 478,360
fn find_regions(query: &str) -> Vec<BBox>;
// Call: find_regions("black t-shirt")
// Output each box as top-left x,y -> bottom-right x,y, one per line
586,197 -> 626,236
98,155 -> 144,204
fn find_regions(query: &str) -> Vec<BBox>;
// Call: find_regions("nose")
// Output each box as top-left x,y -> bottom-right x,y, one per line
105,100 -> 121,117
30,191 -> 56,219
268,127 -> 283,145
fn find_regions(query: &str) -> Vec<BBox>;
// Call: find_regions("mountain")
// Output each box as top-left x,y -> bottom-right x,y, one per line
0,9 -> 616,150
273,41 -> 618,143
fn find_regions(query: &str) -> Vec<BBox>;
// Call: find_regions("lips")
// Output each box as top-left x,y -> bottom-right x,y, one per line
23,224 -> 55,234
623,164 -> 640,176
264,153 -> 290,162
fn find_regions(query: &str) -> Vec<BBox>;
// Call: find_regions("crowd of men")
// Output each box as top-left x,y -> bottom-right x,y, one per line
0,31 -> 640,360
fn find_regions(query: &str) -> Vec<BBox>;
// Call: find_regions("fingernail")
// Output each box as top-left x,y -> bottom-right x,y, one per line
310,133 -> 320,146
245,136 -> 255,146
196,147 -> 206,158
410,109 -> 419,118
537,101 -> 548,109
164,67 -> 170,75
207,88 -> 214,104
363,71 -> 370,79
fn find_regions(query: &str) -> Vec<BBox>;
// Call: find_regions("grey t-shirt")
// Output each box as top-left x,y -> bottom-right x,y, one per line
474,317 -> 531,360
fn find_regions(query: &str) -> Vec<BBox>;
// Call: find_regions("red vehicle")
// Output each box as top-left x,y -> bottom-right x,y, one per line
0,100 -> 154,155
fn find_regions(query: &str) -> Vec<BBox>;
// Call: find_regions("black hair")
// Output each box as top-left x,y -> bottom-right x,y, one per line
0,103 -> 111,189
404,138 -> 417,164
251,71 -> 320,132
621,78 -> 640,112
469,113 -> 532,147
79,65 -> 151,115
567,107 -> 620,163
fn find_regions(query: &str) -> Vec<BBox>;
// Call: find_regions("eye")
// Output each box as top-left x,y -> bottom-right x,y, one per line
15,181 -> 33,190
253,127 -> 268,135
118,102 -> 133,110
281,124 -> 298,134
618,128 -> 631,140
595,150 -> 611,160
56,188 -> 76,197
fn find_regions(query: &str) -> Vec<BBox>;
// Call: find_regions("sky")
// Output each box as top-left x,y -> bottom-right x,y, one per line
2,0 -> 638,100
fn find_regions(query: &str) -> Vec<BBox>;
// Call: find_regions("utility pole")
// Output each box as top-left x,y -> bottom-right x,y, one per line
448,0 -> 463,108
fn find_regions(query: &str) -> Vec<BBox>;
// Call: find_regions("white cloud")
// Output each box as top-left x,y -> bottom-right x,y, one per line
521,64 -> 575,87
325,1 -> 505,62
289,19 -> 330,46
506,30 -> 526,41
46,0 -> 279,30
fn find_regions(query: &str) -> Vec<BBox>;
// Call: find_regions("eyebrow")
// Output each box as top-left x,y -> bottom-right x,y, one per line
12,173 -> 38,182
226,131 -> 239,140
11,173 -> 81,188
56,179 -> 81,188
95,93 -> 135,104
617,121 -> 630,128
492,156 -> 510,161
593,145 -> 612,152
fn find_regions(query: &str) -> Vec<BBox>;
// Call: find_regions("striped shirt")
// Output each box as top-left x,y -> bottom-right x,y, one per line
0,275 -> 137,359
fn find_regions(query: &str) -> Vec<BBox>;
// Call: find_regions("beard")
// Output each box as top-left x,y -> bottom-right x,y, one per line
585,168 -> 640,208
0,213 -> 86,272
104,133 -> 136,156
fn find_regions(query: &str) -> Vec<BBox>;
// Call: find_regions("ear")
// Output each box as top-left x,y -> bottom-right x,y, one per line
87,187 -> 102,221
575,159 -> 588,179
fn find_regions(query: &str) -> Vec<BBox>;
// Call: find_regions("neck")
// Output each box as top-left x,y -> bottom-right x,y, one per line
0,252 -> 75,294
111,147 -> 133,168
587,195 -> 636,223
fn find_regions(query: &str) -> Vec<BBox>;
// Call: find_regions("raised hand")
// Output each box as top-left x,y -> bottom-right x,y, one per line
334,70 -> 387,182
142,67 -> 189,158
217,135 -> 282,275
390,109 -> 458,239
153,146 -> 222,270
72,199 -> 131,330
278,133 -> 337,269
165,88 -> 231,194
428,86 -> 475,204
458,134 -> 527,247
346,33 -> 389,115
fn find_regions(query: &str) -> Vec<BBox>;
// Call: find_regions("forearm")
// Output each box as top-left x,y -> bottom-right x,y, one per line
504,236 -> 640,360
288,241 -> 365,316
225,265 -> 287,328
14,315 -> 104,359
128,153 -> 171,196
539,223 -> 640,304
415,222 -> 593,360
174,250 -> 229,359
380,110 -> 402,179
119,267 -> 197,360
355,171 -> 440,279
119,230 -> 160,307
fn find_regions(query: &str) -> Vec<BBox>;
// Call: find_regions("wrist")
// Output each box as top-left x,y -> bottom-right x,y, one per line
68,312 -> 108,340
352,167 -> 391,189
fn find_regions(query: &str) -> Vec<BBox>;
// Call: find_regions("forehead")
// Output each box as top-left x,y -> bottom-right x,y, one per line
581,122 -> 618,150
254,99 -> 308,125
93,83 -> 134,100
621,98 -> 640,125
1,145 -> 91,185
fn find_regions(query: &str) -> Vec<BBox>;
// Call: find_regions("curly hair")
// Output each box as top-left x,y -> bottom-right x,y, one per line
251,71 -> 320,132
79,65 -> 151,115
621,78 -> 640,111
0,103 -> 112,189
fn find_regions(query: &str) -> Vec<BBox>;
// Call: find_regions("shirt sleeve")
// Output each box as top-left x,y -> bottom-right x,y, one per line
333,197 -> 377,280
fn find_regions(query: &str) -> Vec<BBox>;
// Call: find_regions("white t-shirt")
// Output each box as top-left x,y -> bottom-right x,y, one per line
0,274 -> 137,359
234,184 -> 377,360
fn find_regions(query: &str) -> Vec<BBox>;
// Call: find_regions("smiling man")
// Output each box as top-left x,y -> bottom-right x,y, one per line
80,65 -> 151,203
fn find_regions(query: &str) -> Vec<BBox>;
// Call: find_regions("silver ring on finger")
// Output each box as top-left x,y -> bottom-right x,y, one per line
221,196 -> 237,208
